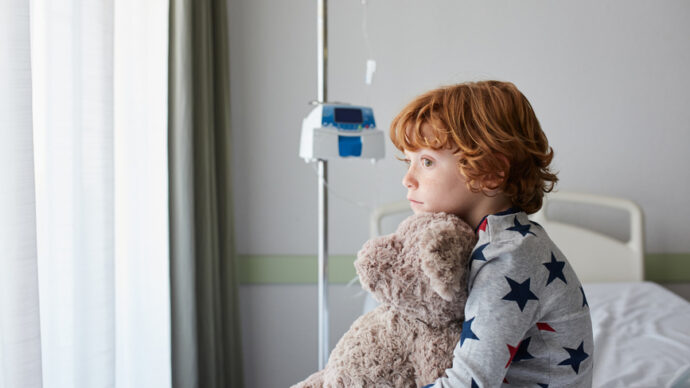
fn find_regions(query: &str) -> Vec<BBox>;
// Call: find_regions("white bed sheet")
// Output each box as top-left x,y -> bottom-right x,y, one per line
585,282 -> 690,387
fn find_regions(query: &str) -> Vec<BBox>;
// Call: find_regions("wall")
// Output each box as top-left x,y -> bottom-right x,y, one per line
228,1 -> 690,386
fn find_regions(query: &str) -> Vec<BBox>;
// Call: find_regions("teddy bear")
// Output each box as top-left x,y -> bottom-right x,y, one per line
291,211 -> 478,388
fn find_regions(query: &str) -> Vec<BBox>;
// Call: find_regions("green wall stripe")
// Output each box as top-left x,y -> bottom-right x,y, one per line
645,253 -> 690,283
238,255 -> 358,284
238,253 -> 690,284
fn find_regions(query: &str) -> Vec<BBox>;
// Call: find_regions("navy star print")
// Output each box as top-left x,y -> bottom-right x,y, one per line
512,337 -> 535,363
460,317 -> 479,346
580,286 -> 589,307
506,217 -> 536,237
558,341 -> 589,373
471,243 -> 490,262
431,209 -> 594,385
502,276 -> 539,311
543,253 -> 567,286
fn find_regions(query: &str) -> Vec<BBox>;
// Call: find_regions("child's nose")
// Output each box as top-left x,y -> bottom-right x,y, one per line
402,169 -> 418,189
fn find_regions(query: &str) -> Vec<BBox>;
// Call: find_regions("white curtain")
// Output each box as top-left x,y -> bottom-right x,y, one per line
0,1 -> 43,387
0,0 -> 171,387
113,1 -> 171,386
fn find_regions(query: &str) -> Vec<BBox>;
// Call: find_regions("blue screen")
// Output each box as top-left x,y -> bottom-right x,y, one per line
334,108 -> 363,124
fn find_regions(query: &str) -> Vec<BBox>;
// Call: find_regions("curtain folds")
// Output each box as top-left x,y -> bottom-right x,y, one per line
1,0 -> 171,387
31,2 -> 117,386
168,1 -> 244,387
113,1 -> 171,386
0,2 -> 43,387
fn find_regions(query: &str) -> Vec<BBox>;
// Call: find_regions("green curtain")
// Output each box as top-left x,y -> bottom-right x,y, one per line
168,0 -> 244,387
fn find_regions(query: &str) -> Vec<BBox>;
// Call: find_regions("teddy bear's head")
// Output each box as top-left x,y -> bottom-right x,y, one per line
354,212 -> 477,326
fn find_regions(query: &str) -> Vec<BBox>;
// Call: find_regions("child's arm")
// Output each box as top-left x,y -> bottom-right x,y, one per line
426,254 -> 540,387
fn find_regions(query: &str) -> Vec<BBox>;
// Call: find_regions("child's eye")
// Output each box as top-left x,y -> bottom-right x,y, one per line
422,158 -> 433,167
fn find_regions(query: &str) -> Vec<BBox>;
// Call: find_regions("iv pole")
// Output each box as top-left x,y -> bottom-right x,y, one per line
316,0 -> 329,370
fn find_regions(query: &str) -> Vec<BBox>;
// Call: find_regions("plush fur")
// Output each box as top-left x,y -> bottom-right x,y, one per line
291,212 -> 477,388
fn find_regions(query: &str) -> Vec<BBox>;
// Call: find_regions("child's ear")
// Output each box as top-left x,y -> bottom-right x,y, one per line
483,153 -> 510,190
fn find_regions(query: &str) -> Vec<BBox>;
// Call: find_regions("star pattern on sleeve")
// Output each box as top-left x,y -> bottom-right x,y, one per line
505,337 -> 535,368
543,253 -> 567,286
448,211 -> 593,386
580,286 -> 588,307
471,243 -> 490,262
502,276 -> 539,311
536,322 -> 556,332
460,317 -> 479,346
558,341 -> 589,373
506,217 -> 536,237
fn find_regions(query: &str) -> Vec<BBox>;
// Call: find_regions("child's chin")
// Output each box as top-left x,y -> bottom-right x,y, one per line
409,202 -> 426,213
411,208 -> 434,215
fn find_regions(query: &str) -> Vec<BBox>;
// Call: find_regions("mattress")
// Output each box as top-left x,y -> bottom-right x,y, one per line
585,282 -> 690,387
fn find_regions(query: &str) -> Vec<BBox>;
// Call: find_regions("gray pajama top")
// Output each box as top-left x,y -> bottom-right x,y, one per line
425,208 -> 593,388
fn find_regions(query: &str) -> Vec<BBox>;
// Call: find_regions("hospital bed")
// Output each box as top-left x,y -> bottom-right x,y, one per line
363,192 -> 690,387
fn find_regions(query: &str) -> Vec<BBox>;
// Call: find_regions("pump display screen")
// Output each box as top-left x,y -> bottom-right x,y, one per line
334,108 -> 363,124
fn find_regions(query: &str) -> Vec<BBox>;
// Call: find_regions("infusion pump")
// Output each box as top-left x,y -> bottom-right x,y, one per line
299,103 -> 385,162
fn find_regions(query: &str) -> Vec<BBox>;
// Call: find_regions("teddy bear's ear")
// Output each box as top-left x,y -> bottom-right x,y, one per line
354,234 -> 402,296
419,216 -> 477,301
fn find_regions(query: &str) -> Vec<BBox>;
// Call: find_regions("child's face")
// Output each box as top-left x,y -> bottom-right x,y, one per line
402,147 -> 482,222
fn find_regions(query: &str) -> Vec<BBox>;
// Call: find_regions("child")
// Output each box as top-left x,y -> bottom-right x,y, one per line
390,81 -> 593,387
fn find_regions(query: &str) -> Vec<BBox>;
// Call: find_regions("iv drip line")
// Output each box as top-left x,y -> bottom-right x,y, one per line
310,163 -> 375,211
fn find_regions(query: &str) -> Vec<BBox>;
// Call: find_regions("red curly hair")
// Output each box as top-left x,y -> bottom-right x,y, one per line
390,80 -> 558,214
